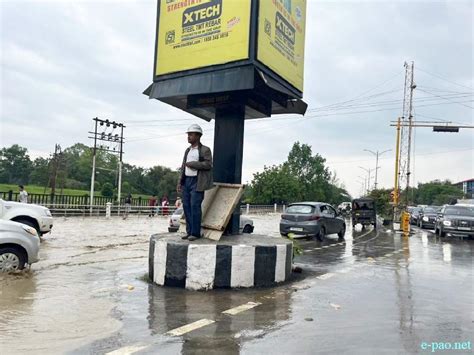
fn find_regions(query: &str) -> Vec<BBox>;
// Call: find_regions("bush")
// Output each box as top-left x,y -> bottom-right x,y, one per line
101,182 -> 114,198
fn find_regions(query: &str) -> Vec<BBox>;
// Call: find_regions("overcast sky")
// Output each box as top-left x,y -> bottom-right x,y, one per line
1,0 -> 473,197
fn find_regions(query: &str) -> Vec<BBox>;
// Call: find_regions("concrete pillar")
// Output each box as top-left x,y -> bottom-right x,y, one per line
213,104 -> 245,235
106,202 -> 112,219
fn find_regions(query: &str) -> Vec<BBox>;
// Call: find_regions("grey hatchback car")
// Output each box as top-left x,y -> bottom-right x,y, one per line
280,202 -> 346,240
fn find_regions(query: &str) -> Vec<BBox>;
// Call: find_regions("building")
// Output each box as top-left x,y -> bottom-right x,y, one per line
454,178 -> 474,198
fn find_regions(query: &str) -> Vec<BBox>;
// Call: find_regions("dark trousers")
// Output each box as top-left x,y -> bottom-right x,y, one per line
182,176 -> 204,237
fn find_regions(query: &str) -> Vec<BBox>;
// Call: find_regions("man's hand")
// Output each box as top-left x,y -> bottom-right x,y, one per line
185,162 -> 193,168
177,184 -> 182,193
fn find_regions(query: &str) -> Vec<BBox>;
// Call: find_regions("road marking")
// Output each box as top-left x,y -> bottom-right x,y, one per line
322,245 -> 329,248
317,273 -> 335,280
385,253 -> 393,257
166,319 -> 215,336
222,302 -> 262,315
106,345 -> 148,355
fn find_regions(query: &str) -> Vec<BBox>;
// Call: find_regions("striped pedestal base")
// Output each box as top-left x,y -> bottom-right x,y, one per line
149,233 -> 293,290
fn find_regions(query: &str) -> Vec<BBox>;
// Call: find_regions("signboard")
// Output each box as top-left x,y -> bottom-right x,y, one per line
257,0 -> 306,92
155,0 -> 252,76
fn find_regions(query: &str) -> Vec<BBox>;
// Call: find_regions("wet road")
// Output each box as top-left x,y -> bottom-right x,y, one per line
0,215 -> 472,354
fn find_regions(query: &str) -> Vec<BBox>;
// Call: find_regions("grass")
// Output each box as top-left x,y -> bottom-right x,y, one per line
0,183 -> 152,199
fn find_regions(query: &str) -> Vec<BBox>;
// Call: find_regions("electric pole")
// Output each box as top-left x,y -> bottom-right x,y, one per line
359,166 -> 372,194
88,118 -> 125,214
363,149 -> 391,190
397,61 -> 416,207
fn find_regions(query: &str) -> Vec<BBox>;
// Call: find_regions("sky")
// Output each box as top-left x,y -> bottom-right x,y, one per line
1,0 -> 473,198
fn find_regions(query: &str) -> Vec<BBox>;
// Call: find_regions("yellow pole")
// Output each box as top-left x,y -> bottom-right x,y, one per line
394,117 -> 401,205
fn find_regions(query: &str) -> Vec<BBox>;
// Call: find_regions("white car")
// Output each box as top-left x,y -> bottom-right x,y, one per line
168,208 -> 254,234
0,199 -> 53,236
0,219 -> 40,272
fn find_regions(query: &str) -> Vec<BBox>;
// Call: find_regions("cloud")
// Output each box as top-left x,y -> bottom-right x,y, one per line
1,0 -> 472,198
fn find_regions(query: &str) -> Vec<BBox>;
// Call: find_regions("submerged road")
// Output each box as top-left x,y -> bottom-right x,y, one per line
0,216 -> 472,354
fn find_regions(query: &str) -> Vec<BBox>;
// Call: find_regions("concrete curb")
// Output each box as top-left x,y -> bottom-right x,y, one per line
149,233 -> 293,290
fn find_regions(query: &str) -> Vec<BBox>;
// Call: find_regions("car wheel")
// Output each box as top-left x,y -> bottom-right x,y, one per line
243,225 -> 253,234
372,222 -> 377,229
439,227 -> 446,238
0,247 -> 26,272
316,227 -> 326,241
338,225 -> 346,239
13,218 -> 40,236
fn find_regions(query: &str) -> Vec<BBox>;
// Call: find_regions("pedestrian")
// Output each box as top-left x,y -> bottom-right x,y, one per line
177,124 -> 213,241
175,197 -> 182,209
123,193 -> 132,219
18,185 -> 28,203
148,194 -> 157,217
162,195 -> 169,216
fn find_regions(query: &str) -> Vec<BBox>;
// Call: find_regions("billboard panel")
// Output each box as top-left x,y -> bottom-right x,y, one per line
155,0 -> 252,76
257,0 -> 306,92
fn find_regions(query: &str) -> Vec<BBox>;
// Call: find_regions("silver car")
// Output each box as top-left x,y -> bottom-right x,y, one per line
280,202 -> 346,240
168,208 -> 254,234
0,219 -> 40,272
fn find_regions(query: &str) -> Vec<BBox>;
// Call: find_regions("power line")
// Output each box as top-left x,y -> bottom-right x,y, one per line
417,66 -> 473,91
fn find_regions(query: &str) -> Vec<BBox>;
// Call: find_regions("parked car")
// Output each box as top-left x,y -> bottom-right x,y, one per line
0,199 -> 53,236
435,205 -> 474,238
280,202 -> 346,240
351,198 -> 377,228
168,208 -> 254,234
0,219 -> 40,272
418,206 -> 441,229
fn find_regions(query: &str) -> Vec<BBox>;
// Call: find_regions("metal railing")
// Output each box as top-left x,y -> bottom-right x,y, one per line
41,203 -> 285,217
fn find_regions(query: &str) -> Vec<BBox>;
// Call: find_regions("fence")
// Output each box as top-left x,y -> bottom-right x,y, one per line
0,191 -> 153,206
18,203 -> 285,218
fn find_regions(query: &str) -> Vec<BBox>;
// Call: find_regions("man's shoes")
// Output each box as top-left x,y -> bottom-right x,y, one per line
188,235 -> 201,241
181,234 -> 190,240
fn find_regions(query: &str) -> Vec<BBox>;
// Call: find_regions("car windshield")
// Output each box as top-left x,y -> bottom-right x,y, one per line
444,206 -> 474,217
423,207 -> 439,213
286,205 -> 314,214
353,200 -> 374,209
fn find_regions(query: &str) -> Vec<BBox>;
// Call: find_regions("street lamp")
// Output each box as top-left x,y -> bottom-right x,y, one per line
363,149 -> 391,190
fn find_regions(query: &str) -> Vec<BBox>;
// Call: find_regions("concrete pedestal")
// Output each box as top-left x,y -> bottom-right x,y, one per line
149,233 -> 293,291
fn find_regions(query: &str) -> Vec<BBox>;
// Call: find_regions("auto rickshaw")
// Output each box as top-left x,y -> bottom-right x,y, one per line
352,198 -> 377,228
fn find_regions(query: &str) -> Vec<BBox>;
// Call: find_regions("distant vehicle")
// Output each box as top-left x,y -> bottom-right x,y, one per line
0,199 -> 53,236
168,208 -> 254,234
337,202 -> 351,215
280,202 -> 346,240
434,205 -> 474,238
409,206 -> 423,225
351,198 -> 377,228
0,219 -> 40,272
418,206 -> 441,229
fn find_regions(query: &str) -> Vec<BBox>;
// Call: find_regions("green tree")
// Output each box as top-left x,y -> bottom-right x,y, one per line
0,144 -> 33,184
29,157 -> 51,186
249,164 -> 301,204
368,188 -> 392,219
101,182 -> 114,197
415,180 -> 464,205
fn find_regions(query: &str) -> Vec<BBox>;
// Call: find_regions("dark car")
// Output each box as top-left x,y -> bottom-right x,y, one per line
280,202 -> 346,240
418,206 -> 441,229
409,206 -> 423,225
351,198 -> 376,228
435,205 -> 474,238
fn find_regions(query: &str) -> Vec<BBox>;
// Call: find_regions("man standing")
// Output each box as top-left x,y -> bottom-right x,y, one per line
177,124 -> 213,241
18,185 -> 28,203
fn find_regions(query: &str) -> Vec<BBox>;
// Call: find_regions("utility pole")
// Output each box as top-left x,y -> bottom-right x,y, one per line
364,149 -> 391,190
359,167 -> 372,194
397,61 -> 416,207
47,144 -> 62,205
88,118 -> 125,214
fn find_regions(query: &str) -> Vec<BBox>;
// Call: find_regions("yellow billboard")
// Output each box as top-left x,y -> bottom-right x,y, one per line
257,0 -> 306,92
155,0 -> 251,76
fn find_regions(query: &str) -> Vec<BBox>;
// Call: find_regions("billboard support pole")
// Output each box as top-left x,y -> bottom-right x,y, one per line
213,104 -> 246,235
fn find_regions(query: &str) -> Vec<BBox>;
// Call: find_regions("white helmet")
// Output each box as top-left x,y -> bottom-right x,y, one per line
186,124 -> 203,135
